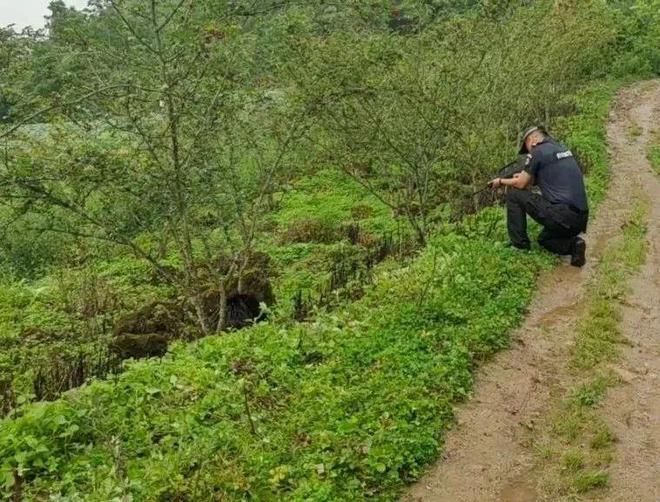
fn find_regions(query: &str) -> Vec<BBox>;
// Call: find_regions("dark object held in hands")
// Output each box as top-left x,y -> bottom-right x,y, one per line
474,156 -> 528,194
496,155 -> 528,180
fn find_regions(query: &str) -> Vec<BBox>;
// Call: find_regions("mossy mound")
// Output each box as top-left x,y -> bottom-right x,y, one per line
111,300 -> 186,359
110,333 -> 170,360
112,300 -> 186,338
112,252 -> 275,358
279,217 -> 340,244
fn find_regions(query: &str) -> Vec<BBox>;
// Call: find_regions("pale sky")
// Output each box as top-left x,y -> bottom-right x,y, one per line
0,0 -> 89,30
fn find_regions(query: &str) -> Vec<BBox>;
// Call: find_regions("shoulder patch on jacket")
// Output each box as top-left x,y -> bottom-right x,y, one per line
556,150 -> 573,160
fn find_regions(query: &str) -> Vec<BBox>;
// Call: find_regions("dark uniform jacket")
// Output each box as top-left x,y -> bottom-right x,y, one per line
523,139 -> 588,213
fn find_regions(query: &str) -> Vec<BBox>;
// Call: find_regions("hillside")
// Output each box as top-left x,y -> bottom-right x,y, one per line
0,1 -> 658,500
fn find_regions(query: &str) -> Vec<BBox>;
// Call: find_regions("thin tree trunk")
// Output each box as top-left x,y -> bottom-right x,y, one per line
216,282 -> 228,333
242,382 -> 258,437
406,209 -> 427,247
190,294 -> 211,337
11,470 -> 22,502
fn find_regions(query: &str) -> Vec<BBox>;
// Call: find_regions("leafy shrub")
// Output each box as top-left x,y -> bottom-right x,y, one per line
553,81 -> 623,208
273,169 -> 395,236
608,0 -> 660,77
0,257 -> 174,413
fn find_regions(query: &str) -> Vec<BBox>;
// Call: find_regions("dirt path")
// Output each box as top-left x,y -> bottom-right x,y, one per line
603,83 -> 660,502
404,81 -> 660,502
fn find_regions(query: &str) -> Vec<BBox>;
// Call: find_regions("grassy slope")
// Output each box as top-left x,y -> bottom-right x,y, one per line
553,81 -> 620,208
0,81 -> 621,501
265,168 -> 400,313
0,258 -> 173,398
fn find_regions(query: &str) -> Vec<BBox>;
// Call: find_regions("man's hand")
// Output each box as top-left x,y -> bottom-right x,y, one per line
489,178 -> 503,189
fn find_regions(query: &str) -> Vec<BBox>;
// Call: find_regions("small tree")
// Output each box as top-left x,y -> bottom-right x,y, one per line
290,28 -> 474,245
0,0 -> 307,334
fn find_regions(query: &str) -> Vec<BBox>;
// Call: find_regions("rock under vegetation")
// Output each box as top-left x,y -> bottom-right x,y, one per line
110,300 -> 186,359
110,333 -> 170,360
112,300 -> 187,338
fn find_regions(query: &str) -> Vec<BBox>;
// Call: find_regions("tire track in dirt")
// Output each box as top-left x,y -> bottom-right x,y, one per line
403,80 -> 660,502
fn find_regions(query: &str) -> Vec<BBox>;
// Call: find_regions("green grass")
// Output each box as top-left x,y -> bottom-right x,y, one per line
0,169 -> 400,407
573,470 -> 610,493
259,168 -> 411,317
627,122 -> 643,142
648,130 -> 660,175
562,450 -> 585,472
554,81 -> 623,208
0,257 -> 174,401
568,376 -> 612,408
270,169 -> 396,236
572,198 -> 649,369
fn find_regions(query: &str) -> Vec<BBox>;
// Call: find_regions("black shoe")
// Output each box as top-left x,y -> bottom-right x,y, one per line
571,237 -> 586,267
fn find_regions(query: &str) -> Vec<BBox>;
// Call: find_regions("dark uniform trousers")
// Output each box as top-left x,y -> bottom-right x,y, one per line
506,188 -> 588,255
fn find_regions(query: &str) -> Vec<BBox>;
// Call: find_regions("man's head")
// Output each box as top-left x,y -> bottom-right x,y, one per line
518,126 -> 548,154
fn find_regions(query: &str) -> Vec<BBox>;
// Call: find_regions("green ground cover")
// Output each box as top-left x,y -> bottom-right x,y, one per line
0,216 -> 552,501
553,81 -> 626,207
264,168 -> 404,314
2,0 -> 658,497
0,258 -> 174,400
0,80 -> 621,500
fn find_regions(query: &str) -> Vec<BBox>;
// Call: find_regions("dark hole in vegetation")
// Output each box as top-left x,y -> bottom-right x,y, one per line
32,350 -> 122,402
226,294 -> 265,329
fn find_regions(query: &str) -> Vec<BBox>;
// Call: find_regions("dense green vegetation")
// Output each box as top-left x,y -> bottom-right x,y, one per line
0,222 -> 553,500
0,0 -> 658,499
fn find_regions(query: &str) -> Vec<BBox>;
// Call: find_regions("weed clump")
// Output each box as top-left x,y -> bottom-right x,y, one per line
573,470 -> 609,493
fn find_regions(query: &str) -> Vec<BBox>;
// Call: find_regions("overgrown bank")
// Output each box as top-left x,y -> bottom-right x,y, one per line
2,0 -> 658,498
0,81 -> 623,500
0,0 -> 640,415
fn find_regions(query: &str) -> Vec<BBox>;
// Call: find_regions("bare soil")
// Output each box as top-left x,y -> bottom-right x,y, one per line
602,82 -> 660,502
403,81 -> 660,502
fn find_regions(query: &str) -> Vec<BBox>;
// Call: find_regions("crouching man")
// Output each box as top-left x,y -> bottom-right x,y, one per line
490,126 -> 588,267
